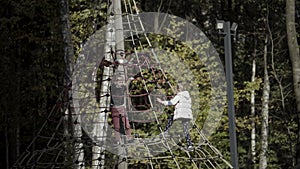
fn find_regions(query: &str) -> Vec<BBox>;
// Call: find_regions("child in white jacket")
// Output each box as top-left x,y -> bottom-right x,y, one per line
157,84 -> 193,151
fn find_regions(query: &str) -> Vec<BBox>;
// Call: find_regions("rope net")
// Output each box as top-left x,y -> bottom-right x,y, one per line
13,0 -> 232,168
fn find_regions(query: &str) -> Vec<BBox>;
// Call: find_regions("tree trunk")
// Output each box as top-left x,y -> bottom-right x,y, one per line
259,36 -> 270,169
250,58 -> 256,167
16,123 -> 20,160
5,125 -> 9,169
91,2 -> 115,169
286,0 -> 300,165
60,0 -> 85,167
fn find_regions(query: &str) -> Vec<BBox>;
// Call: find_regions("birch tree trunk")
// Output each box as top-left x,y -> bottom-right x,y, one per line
250,58 -> 256,167
286,0 -> 300,165
60,0 -> 84,167
259,36 -> 270,169
91,2 -> 114,169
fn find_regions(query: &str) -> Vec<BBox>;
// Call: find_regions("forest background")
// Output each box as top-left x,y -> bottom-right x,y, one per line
0,0 -> 300,168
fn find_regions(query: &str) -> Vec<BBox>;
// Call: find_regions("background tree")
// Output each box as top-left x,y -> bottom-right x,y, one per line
286,0 -> 300,165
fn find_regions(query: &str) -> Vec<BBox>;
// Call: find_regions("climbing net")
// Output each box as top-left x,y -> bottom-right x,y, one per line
13,0 -> 232,168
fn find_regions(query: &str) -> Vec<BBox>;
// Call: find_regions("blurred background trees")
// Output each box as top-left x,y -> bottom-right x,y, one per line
0,0 -> 299,168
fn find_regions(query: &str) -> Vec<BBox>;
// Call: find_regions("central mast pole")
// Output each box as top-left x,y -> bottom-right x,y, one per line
112,0 -> 128,169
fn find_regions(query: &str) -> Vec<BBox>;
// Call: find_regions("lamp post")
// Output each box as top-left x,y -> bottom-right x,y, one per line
216,20 -> 239,169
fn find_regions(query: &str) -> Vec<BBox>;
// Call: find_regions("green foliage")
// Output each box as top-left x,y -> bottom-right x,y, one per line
234,78 -> 262,104
129,68 -> 176,110
0,0 -> 299,168
70,0 -> 108,59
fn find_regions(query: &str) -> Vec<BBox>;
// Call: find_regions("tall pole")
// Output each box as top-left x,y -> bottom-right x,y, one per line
224,21 -> 239,169
113,0 -> 128,169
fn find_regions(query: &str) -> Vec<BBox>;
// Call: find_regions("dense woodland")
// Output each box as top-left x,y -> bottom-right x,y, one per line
0,0 -> 300,168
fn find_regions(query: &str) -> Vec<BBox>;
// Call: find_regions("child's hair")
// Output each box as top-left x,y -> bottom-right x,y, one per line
177,83 -> 184,91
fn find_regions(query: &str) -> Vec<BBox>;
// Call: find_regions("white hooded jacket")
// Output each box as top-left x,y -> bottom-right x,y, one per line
162,91 -> 193,120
